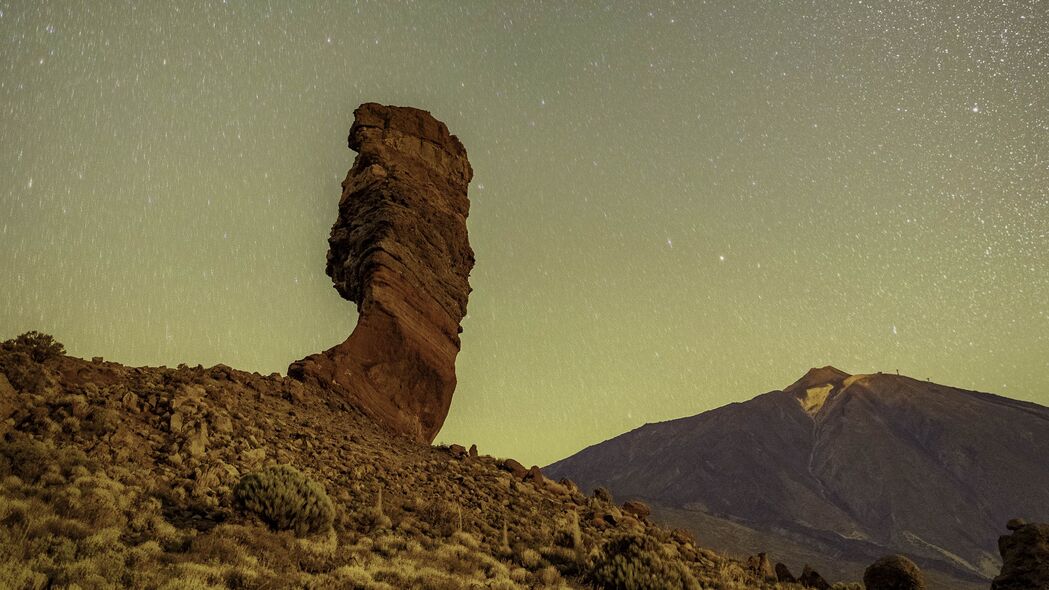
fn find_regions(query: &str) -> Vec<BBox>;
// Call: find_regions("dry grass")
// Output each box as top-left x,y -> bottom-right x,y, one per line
0,335 -> 861,589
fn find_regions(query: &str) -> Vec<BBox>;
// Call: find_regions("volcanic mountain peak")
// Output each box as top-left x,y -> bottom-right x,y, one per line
546,368 -> 1049,589
784,365 -> 851,393
785,365 -> 852,416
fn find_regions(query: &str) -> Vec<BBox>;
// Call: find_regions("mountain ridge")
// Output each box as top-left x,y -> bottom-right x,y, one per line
546,367 -> 1049,589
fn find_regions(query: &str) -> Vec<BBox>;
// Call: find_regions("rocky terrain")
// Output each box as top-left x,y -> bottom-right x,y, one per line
546,367 -> 1049,590
0,333 -> 851,589
0,104 -> 854,589
4,103 -> 1044,589
288,103 -> 476,444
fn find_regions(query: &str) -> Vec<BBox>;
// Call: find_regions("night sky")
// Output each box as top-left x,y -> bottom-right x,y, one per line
2,2 -> 1047,466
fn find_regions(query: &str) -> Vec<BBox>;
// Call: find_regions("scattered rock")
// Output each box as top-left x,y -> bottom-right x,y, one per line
170,412 -> 184,434
799,564 -> 831,590
992,520 -> 1049,590
468,443 -> 478,458
121,390 -> 140,412
183,423 -> 208,459
559,478 -> 580,495
288,103 -> 475,444
501,458 -> 527,479
746,552 -> 776,582
448,444 -> 467,458
671,528 -> 696,546
1007,518 -> 1027,531
523,465 -> 544,483
863,554 -> 926,590
622,500 -> 651,520
210,412 -> 233,434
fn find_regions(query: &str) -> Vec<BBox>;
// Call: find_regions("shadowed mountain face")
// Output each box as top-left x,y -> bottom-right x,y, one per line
546,367 -> 1049,589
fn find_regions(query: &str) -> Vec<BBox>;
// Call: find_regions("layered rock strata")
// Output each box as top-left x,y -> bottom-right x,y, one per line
289,103 -> 474,443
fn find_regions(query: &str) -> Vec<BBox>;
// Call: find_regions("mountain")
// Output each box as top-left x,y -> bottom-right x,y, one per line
546,367 -> 1049,589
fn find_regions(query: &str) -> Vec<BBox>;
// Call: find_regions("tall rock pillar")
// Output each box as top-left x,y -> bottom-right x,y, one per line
290,103 -> 474,443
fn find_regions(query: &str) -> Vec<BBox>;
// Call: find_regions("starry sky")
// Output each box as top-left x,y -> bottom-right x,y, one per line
2,1 -> 1047,466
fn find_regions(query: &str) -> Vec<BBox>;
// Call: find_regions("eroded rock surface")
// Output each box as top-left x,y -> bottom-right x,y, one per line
992,521 -> 1049,590
289,103 -> 474,443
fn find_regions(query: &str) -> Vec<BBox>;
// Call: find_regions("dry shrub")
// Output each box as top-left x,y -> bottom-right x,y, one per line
234,465 -> 334,537
588,533 -> 701,590
1,332 -> 65,362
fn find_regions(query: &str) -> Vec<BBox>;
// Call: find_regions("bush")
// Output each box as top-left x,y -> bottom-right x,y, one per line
1,332 -> 65,362
593,486 -> 614,504
233,465 -> 334,537
588,533 -> 700,590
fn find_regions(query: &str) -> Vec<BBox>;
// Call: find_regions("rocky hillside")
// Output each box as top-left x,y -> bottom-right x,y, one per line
0,333 -> 847,589
546,367 -> 1049,590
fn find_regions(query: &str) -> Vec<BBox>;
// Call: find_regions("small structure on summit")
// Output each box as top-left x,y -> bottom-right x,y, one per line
289,103 -> 475,444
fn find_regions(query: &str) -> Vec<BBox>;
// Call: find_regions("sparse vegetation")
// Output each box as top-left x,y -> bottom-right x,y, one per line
588,533 -> 702,590
233,464 -> 334,537
1,331 -> 65,362
0,336 -> 854,589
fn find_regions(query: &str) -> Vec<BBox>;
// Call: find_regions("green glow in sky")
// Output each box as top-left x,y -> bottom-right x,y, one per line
2,2 -> 1046,466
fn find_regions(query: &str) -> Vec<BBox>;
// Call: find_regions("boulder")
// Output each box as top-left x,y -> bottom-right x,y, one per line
775,562 -> 796,583
288,103 -> 475,444
992,521 -> 1049,590
622,500 -> 651,520
523,465 -> 544,483
863,554 -> 926,590
746,552 -> 776,582
799,564 -> 831,590
501,458 -> 527,479
1007,518 -> 1027,531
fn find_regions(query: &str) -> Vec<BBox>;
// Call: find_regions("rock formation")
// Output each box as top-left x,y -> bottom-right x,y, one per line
991,520 -> 1049,590
799,564 -> 831,589
745,552 -> 776,582
775,562 -> 796,583
289,103 -> 474,443
864,554 -> 927,590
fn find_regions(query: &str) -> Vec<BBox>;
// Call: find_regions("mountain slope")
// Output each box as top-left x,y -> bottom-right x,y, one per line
546,367 -> 1049,588
0,334 -> 812,589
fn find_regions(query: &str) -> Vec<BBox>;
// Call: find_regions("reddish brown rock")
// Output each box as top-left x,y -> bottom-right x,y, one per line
799,565 -> 831,589
288,103 -> 474,444
523,465 -> 544,483
622,500 -> 651,520
501,458 -> 527,479
746,552 -> 776,582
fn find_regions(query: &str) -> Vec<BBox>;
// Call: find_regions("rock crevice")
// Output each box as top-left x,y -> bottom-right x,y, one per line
289,103 -> 474,443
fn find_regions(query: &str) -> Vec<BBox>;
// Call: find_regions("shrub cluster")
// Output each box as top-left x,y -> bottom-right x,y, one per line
588,533 -> 701,590
233,465 -> 334,537
1,331 -> 65,362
